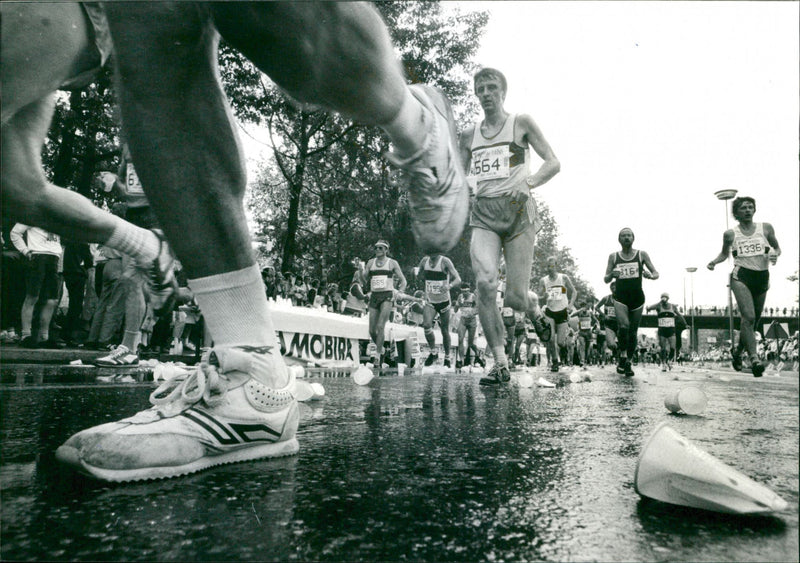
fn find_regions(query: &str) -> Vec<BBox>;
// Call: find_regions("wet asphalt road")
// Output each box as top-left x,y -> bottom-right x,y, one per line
1,364 -> 797,562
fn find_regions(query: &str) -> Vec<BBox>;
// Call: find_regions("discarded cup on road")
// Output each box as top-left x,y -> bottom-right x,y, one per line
664,386 -> 707,415
309,382 -> 325,400
518,372 -> 533,388
634,422 -> 788,514
295,380 -> 315,402
569,372 -> 582,383
397,363 -> 406,377
537,377 -> 556,388
352,365 -> 374,386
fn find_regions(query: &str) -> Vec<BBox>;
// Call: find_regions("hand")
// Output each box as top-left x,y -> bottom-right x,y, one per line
769,252 -> 779,265
707,262 -> 716,271
610,267 -> 621,279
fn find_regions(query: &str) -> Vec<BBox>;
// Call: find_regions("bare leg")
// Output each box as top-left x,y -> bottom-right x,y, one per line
471,229 -> 504,360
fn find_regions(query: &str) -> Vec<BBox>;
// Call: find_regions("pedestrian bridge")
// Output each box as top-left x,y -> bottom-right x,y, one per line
638,312 -> 798,337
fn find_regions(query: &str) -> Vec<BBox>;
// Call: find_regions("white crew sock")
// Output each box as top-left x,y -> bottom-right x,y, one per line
189,264 -> 287,388
105,218 -> 160,266
492,346 -> 508,367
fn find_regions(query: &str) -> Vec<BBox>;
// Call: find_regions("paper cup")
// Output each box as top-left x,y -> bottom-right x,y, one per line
518,373 -> 534,388
295,380 -> 315,402
635,422 -> 788,514
397,363 -> 406,377
664,386 -> 707,415
352,365 -> 374,386
309,382 -> 325,400
537,377 -> 556,388
569,372 -> 582,383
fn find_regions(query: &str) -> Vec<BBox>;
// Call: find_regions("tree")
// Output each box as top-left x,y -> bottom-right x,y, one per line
219,2 -> 489,277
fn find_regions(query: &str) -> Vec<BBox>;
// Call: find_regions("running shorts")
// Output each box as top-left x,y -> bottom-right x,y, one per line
369,291 -> 393,309
544,307 -> 568,325
469,194 -> 534,243
25,254 -> 60,300
731,266 -> 769,296
426,300 -> 451,316
657,327 -> 676,338
612,288 -> 645,311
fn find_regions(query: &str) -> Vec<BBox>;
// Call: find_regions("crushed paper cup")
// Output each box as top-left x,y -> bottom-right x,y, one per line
295,380 -> 315,402
569,372 -> 582,383
69,359 -> 83,366
518,373 -> 534,388
537,377 -> 556,388
309,382 -> 325,400
352,365 -> 374,386
664,387 -> 708,415
635,422 -> 788,514
397,363 -> 407,377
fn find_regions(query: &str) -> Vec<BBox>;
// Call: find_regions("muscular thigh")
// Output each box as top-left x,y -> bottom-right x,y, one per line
1,2 -> 95,121
503,225 -> 536,308
470,228 -> 502,290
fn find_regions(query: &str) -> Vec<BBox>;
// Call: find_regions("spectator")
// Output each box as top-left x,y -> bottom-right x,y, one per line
1,228 -> 26,342
10,224 -> 63,348
61,242 -> 94,345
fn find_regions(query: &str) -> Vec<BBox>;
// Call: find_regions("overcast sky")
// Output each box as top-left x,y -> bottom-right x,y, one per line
466,1 -> 799,310
244,1 -> 799,311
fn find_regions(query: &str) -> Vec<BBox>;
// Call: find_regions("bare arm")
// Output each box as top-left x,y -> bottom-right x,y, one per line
565,275 -> 577,309
518,114 -> 560,189
458,124 -> 475,174
444,258 -> 461,290
707,230 -> 734,270
764,222 -> 781,263
9,224 -> 29,257
603,253 -> 618,284
641,251 -> 659,280
393,260 -> 407,293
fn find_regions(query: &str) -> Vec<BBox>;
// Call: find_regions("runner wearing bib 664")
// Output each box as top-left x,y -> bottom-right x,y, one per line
707,196 -> 781,378
604,228 -> 659,377
458,68 -> 560,386
361,240 -> 407,367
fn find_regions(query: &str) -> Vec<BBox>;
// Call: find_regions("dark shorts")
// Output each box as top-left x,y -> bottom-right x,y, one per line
469,194 -> 534,242
369,291 -> 393,309
657,328 -> 676,338
426,300 -> 451,315
25,254 -> 60,300
613,288 -> 645,311
731,266 -> 769,296
579,330 -> 592,341
603,319 -> 618,332
545,307 -> 568,325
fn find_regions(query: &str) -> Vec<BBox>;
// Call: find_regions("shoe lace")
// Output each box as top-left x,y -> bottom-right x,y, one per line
105,345 -> 129,360
149,353 -> 228,411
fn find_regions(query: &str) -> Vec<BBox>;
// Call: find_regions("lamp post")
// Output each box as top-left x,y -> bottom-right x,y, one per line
686,267 -> 697,353
714,189 -> 738,349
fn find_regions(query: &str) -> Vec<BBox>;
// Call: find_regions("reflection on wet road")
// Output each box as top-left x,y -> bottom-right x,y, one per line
1,366 -> 797,561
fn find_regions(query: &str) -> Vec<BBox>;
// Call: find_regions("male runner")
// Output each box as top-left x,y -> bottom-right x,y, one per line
416,253 -> 461,367
646,293 -> 682,371
454,284 -> 483,369
707,196 -> 781,377
538,256 -> 576,373
458,67 -> 559,386
4,2 -> 468,481
572,300 -> 598,369
361,240 -> 407,368
595,282 -> 619,367
603,228 -> 659,377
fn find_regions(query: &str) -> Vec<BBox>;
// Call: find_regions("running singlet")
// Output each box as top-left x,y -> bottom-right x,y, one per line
469,114 -> 530,199
578,311 -> 592,332
613,251 -> 643,293
458,292 -> 478,318
542,274 -> 568,312
656,303 -> 676,336
422,256 -> 450,305
366,259 -> 395,294
731,223 -> 769,271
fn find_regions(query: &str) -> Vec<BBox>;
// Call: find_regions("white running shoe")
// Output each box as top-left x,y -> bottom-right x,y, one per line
94,344 -> 139,367
385,85 -> 469,253
56,345 -> 299,482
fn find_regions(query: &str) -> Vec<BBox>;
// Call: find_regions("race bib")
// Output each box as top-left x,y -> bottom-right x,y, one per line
126,163 -> 145,195
501,307 -> 514,318
579,318 -> 592,330
470,145 -> 511,182
425,280 -> 446,296
735,238 -> 765,257
605,306 -> 616,318
616,262 -> 640,279
370,275 -> 391,292
658,317 -> 675,328
547,287 -> 565,301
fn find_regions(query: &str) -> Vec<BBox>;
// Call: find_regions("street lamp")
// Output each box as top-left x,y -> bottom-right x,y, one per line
715,189 -> 738,349
686,267 -> 697,353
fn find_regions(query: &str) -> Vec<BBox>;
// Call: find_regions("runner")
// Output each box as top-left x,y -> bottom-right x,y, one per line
538,256 -> 577,373
646,293 -> 684,372
707,196 -> 781,377
416,254 -> 461,368
5,3 -> 469,480
458,67 -> 559,385
595,282 -> 619,367
572,300 -> 598,369
454,283 -> 481,369
361,240 -> 407,368
603,228 -> 659,377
